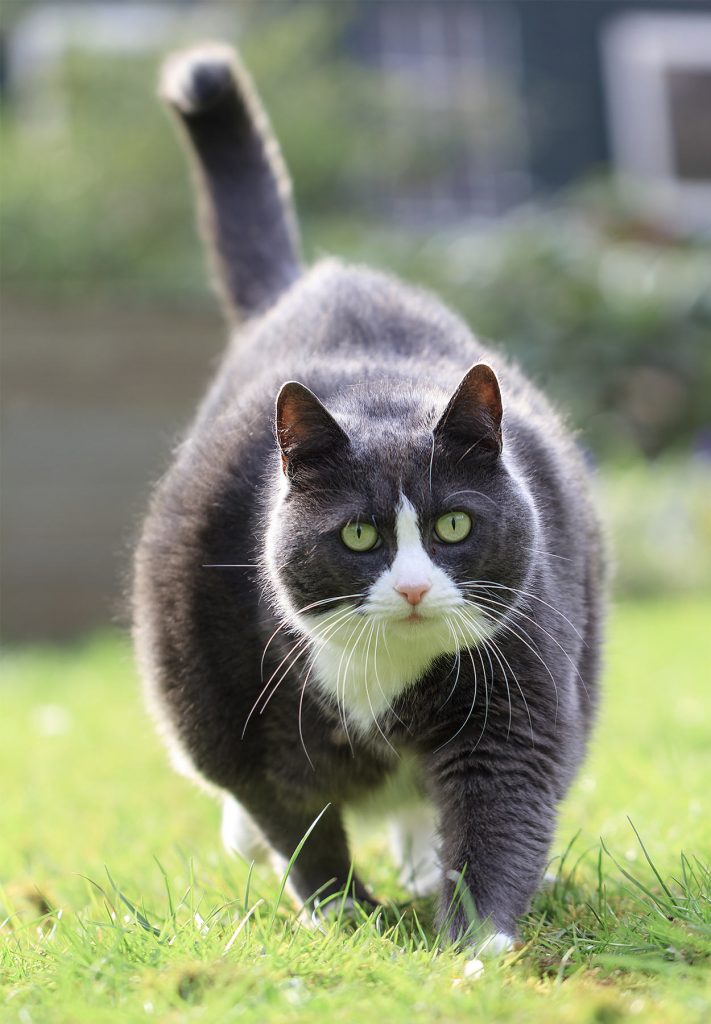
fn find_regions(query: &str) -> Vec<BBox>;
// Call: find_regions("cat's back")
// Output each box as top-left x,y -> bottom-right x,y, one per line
197,259 -> 549,432
142,257 -> 593,552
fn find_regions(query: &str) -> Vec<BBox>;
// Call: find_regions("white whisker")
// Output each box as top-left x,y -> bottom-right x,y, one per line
467,590 -> 591,713
363,619 -> 399,756
465,614 -> 534,746
443,488 -> 497,507
259,593 -> 365,680
460,580 -> 586,643
334,614 -> 368,753
433,616 -> 478,753
454,607 -> 492,753
244,604 -> 356,738
438,618 -> 462,710
466,596 -> 560,722
372,623 -> 409,730
296,607 -> 360,771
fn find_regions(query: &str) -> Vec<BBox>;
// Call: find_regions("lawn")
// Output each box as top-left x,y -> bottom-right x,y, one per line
2,598 -> 710,1023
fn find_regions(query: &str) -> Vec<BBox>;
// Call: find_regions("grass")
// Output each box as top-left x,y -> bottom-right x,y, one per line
1,598 -> 710,1023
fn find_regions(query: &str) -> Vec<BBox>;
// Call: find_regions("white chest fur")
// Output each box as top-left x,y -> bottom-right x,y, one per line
311,617 -> 455,733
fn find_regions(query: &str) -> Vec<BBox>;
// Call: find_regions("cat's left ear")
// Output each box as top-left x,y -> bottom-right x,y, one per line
434,363 -> 503,459
275,381 -> 349,476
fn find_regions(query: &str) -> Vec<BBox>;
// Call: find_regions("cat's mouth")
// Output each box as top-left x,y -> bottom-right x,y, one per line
388,607 -> 444,628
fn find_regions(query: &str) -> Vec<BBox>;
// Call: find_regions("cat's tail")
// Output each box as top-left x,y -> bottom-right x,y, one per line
159,43 -> 301,322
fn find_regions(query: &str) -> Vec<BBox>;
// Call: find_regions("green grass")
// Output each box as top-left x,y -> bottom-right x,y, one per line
2,598 -> 710,1023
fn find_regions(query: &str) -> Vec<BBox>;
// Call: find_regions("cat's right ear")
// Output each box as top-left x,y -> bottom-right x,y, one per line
275,382 -> 349,477
434,363 -> 503,461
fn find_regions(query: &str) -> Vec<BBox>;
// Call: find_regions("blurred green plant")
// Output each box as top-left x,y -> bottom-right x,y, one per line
600,458 -> 711,598
0,5 -> 381,294
1,4 -> 709,459
313,206 -> 711,459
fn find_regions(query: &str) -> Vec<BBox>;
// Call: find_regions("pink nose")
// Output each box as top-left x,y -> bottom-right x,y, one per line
395,581 -> 431,606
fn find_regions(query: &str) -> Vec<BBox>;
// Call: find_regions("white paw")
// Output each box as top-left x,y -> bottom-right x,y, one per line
452,931 -> 515,985
476,930 -> 514,957
452,957 -> 485,986
304,896 -> 358,933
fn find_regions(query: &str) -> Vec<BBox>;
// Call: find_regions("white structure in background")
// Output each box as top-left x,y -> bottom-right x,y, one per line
373,0 -> 531,221
7,2 -> 234,128
602,11 -> 711,232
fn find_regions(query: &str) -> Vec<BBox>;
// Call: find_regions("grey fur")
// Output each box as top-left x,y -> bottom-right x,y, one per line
134,46 -> 606,943
159,44 -> 301,320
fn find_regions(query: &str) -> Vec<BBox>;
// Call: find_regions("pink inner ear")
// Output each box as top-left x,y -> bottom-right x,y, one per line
463,364 -> 502,424
275,381 -> 321,453
477,378 -> 501,420
277,393 -> 302,447
434,363 -> 503,456
275,381 -> 350,471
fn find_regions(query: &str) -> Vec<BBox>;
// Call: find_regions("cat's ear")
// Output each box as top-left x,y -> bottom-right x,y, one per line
434,363 -> 503,460
275,382 -> 349,476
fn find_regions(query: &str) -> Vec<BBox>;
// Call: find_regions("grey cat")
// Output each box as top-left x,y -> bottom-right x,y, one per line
133,44 -> 606,953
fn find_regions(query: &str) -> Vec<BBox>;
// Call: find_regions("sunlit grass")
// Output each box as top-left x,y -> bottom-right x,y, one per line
2,598 -> 710,1022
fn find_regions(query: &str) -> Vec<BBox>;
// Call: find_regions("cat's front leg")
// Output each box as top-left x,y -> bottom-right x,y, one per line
233,788 -> 378,914
426,741 -> 558,948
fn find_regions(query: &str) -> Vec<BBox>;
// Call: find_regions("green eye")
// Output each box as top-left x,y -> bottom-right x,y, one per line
435,511 -> 472,544
341,521 -> 380,552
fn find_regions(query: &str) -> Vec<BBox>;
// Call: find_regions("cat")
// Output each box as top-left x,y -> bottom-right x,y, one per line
133,43 -> 606,953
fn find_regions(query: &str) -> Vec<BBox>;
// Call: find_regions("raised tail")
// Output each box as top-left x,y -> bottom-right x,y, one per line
160,44 -> 301,321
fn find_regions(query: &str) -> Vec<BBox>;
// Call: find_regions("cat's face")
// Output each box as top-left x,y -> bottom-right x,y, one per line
264,365 -> 540,731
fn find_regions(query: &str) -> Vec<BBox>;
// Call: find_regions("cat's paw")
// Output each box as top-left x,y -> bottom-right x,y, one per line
451,957 -> 486,986
160,44 -> 236,114
310,896 -> 357,930
306,895 -> 379,934
452,932 -> 515,985
476,930 -> 515,957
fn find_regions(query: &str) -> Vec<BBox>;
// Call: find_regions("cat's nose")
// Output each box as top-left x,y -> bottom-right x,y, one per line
394,581 -> 431,606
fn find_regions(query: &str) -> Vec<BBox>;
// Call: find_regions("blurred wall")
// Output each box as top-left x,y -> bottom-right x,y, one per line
2,293 -> 222,639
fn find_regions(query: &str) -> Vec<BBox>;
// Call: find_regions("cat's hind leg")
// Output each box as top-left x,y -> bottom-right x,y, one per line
221,794 -> 269,863
388,804 -> 441,898
230,792 -> 378,916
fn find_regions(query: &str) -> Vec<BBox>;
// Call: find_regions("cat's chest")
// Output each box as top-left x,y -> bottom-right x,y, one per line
311,629 -> 447,736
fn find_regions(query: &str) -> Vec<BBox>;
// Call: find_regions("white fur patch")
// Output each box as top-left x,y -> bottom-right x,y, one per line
476,931 -> 515,956
388,804 -> 441,897
159,44 -> 235,113
302,494 -> 491,736
221,795 -> 268,863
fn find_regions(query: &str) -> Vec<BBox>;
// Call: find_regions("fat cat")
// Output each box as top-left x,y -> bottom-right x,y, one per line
133,43 -> 606,953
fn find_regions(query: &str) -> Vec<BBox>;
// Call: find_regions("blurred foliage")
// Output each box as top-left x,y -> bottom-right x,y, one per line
600,459 -> 711,598
322,199 -> 711,459
1,3 -> 710,460
0,4 -> 417,293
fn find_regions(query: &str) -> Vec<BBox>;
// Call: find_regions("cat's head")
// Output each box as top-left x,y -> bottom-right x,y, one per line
264,361 -> 542,718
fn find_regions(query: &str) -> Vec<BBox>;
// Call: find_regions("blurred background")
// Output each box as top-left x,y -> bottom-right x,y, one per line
1,0 -> 710,642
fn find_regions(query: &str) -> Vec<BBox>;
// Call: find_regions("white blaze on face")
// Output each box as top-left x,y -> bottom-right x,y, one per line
368,495 -> 458,619
390,496 -> 434,606
304,493 -> 491,736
